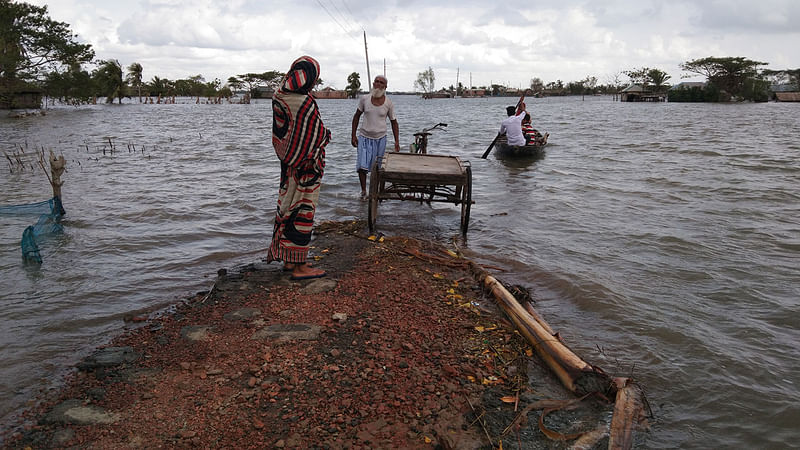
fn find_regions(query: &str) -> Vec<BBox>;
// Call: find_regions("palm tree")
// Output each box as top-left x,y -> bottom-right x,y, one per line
126,62 -> 143,102
94,59 -> 127,104
345,72 -> 360,98
148,76 -> 172,97
647,69 -> 671,94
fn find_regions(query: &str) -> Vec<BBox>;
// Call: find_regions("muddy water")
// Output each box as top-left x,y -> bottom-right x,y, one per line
1,96 -> 798,447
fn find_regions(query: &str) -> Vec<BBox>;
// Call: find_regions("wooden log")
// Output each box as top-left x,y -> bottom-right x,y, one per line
467,260 -> 648,448
608,377 -> 646,450
49,150 -> 65,199
470,262 -> 613,396
523,301 -> 556,336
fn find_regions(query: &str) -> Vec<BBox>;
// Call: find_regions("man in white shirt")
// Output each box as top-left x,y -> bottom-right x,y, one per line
351,75 -> 400,199
499,102 -> 527,146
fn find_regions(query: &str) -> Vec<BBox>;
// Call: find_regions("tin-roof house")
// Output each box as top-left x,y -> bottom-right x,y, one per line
619,84 -> 665,102
771,84 -> 800,102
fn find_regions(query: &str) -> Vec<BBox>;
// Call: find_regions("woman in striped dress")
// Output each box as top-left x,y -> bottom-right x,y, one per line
267,56 -> 330,280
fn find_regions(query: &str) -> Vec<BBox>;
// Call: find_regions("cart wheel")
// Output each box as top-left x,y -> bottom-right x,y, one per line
460,166 -> 472,235
368,162 -> 379,233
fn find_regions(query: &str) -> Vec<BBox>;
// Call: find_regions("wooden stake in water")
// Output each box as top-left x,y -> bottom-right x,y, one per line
48,150 -> 65,199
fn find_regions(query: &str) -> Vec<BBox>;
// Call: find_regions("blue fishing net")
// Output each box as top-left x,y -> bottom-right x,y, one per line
0,198 -> 58,215
1,197 -> 65,264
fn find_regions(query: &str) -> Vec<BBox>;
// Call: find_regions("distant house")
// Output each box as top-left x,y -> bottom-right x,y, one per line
422,90 -> 452,99
671,81 -> 707,90
0,80 -> 43,109
312,87 -> 347,99
619,84 -> 665,102
541,88 -> 567,97
771,84 -> 800,102
775,92 -> 800,102
461,88 -> 486,98
253,86 -> 275,98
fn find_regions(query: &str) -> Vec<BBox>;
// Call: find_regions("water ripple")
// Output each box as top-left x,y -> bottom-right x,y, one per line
2,97 -> 800,446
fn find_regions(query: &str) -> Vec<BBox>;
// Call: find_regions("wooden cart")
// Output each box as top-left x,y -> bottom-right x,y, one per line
368,152 -> 472,235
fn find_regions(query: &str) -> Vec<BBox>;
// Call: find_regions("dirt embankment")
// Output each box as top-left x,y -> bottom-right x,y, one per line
6,221 -> 591,449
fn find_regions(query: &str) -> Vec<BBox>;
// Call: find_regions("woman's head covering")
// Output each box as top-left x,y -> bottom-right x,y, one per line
280,56 -> 320,94
272,56 -> 330,169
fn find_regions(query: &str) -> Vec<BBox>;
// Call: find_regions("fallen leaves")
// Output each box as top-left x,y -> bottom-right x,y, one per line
12,222 -> 545,449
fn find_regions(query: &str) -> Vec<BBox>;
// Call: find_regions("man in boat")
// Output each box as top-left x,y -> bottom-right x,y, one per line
499,102 -> 527,146
351,75 -> 400,200
267,56 -> 330,280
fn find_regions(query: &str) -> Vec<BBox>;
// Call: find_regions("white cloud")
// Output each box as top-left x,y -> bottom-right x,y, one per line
26,0 -> 800,90
690,0 -> 800,33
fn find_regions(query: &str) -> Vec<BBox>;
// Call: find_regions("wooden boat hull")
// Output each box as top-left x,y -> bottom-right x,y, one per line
495,134 -> 548,158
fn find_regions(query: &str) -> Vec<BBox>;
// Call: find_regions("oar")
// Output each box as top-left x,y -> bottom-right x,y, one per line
481,133 -> 502,159
481,90 -> 530,159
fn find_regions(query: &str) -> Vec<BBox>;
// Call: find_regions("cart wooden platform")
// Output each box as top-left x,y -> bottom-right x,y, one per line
368,152 -> 472,235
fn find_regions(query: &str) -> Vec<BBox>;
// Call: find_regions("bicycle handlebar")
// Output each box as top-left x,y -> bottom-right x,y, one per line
421,123 -> 448,134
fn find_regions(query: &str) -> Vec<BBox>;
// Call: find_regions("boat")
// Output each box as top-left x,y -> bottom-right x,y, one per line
494,132 -> 549,158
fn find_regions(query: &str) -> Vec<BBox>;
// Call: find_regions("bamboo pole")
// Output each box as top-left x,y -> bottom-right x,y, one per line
392,236 -> 647,447
468,262 -> 649,449
363,30 -> 371,86
609,377 -> 646,450
470,262 -> 612,396
523,301 -> 556,336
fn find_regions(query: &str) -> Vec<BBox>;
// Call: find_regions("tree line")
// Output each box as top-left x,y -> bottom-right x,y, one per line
0,1 -> 334,106
42,59 -> 301,104
42,60 -> 233,104
3,1 -> 798,107
414,59 -> 799,102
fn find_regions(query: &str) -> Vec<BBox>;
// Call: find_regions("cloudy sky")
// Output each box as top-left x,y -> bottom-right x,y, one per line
30,0 -> 800,91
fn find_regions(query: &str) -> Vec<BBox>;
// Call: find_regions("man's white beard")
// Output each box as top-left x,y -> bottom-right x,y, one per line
370,88 -> 386,98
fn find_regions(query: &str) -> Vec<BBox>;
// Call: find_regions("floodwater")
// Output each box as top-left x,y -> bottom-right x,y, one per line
1,95 -> 799,448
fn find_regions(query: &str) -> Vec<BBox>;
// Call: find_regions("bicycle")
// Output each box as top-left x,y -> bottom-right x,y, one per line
410,122 -> 447,154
